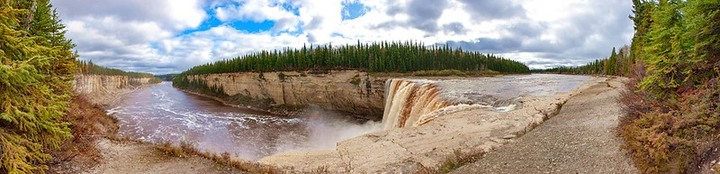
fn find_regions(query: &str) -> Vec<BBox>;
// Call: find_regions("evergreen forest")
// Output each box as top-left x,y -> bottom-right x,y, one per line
177,41 -> 530,76
76,60 -> 157,78
533,46 -> 633,76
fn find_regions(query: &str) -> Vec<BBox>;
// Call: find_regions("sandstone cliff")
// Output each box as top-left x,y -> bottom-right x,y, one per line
183,70 -> 386,118
73,75 -> 154,106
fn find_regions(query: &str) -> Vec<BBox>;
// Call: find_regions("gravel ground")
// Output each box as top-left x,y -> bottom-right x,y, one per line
452,78 -> 637,174
85,139 -> 243,174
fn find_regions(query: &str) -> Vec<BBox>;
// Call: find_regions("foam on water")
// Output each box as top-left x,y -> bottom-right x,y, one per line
106,106 -> 124,115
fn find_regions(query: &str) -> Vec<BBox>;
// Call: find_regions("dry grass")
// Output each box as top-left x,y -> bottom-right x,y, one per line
46,97 -> 119,173
153,141 -> 282,174
414,149 -> 486,174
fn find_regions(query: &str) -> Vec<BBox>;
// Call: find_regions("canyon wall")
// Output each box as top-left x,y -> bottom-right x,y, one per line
73,75 -> 154,106
184,70 -> 386,117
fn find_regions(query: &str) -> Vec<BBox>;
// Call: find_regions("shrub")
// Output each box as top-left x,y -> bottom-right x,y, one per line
153,141 -> 281,173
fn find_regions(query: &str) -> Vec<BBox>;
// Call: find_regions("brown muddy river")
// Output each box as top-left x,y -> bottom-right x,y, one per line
108,82 -> 381,160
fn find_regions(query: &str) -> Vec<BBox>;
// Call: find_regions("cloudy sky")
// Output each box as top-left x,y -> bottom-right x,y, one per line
52,0 -> 633,74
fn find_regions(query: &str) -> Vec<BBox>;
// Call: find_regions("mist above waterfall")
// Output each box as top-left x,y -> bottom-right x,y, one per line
275,106 -> 382,152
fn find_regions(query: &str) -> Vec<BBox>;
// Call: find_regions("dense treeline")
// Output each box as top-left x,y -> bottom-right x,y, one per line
178,41 -> 530,76
155,74 -> 178,81
76,60 -> 156,78
0,0 -> 77,173
533,46 -> 632,75
618,0 -> 720,173
174,77 -> 226,96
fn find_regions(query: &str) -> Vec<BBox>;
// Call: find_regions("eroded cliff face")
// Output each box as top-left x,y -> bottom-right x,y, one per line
184,70 -> 386,118
73,75 -> 153,106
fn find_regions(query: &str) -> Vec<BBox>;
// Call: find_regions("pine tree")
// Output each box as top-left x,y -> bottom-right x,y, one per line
629,0 -> 656,65
608,47 -> 618,75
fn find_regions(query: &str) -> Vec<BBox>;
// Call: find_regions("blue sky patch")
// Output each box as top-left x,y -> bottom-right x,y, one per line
179,8 -> 276,36
342,1 -> 369,20
228,20 -> 275,33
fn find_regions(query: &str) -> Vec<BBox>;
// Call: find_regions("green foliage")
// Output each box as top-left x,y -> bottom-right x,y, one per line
635,0 -> 720,98
639,0 -> 687,98
629,0 -> 656,70
683,0 -> 720,88
0,0 -> 75,173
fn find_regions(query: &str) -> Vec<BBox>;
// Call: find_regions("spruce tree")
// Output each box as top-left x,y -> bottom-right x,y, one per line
639,0 -> 686,97
0,0 -> 75,173
684,0 -> 720,84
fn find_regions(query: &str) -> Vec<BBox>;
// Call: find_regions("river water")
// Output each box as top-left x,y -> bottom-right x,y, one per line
107,74 -> 591,160
108,82 -> 381,160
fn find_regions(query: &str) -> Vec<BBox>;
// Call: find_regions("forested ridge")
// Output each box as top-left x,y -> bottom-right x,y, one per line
0,0 -> 76,173
176,41 -> 530,76
533,46 -> 633,76
76,60 -> 159,79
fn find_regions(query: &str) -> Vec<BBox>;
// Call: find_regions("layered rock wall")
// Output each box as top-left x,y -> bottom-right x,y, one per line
73,75 -> 153,106
184,70 -> 386,117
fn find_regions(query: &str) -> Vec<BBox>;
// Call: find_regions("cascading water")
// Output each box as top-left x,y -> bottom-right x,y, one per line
382,79 -> 450,129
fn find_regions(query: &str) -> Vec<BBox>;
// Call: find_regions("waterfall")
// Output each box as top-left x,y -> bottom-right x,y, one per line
382,79 -> 450,129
